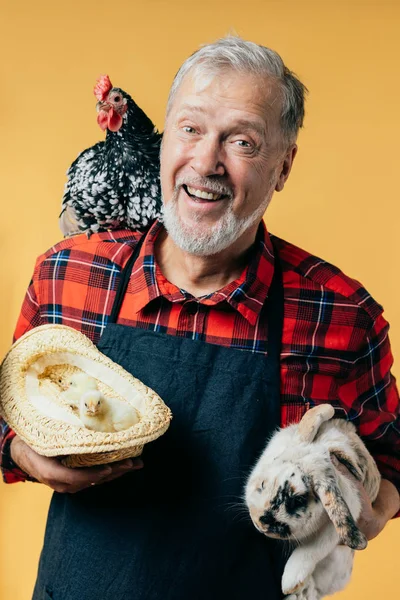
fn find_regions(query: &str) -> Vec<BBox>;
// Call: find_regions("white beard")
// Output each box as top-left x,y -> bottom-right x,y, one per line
162,179 -> 276,257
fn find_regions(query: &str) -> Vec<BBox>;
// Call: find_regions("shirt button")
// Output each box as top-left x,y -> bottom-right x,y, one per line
185,302 -> 198,314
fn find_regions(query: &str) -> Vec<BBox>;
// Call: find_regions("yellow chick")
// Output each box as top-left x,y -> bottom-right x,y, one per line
79,389 -> 140,433
62,372 -> 98,411
106,396 -> 140,432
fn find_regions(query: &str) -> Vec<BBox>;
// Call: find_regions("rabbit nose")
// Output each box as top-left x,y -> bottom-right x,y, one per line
259,511 -> 291,538
259,511 -> 276,526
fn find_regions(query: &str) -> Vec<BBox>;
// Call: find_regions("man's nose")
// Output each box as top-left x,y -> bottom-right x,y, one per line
191,137 -> 225,177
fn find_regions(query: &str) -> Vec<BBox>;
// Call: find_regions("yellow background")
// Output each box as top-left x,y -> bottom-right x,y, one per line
1,0 -> 399,598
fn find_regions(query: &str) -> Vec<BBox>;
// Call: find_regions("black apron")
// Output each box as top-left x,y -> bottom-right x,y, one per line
33,231 -> 286,600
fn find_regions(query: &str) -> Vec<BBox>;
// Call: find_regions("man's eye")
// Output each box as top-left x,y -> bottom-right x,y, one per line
235,140 -> 252,148
182,126 -> 196,134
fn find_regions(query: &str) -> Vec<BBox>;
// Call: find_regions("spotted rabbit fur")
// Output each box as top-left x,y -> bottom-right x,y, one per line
245,405 -> 381,599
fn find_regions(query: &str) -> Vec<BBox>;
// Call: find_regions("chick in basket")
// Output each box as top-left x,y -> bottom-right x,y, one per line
64,372 -> 139,432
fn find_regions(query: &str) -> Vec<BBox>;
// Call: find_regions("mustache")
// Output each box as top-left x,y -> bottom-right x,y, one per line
175,176 -> 233,199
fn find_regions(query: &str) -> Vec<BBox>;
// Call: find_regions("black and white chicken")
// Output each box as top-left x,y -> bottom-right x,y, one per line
60,75 -> 162,236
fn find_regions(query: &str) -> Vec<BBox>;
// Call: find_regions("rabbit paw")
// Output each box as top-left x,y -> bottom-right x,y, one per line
284,579 -> 320,600
282,552 -> 315,595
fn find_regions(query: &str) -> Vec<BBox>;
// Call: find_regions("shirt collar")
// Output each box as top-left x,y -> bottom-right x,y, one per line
128,219 -> 275,325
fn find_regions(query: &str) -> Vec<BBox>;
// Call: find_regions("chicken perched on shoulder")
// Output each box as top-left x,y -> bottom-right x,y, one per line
60,74 -> 162,236
62,372 -> 140,432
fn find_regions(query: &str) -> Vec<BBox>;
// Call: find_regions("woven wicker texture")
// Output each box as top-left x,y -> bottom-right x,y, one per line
0,325 -> 172,467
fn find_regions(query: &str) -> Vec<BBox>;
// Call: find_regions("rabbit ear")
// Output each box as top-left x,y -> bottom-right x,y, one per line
297,405 -> 335,443
312,467 -> 368,550
330,450 -> 363,481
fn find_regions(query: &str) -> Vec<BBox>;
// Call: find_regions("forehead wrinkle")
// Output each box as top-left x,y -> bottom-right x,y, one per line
176,103 -> 207,115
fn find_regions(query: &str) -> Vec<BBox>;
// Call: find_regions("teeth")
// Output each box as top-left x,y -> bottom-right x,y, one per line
187,186 -> 222,201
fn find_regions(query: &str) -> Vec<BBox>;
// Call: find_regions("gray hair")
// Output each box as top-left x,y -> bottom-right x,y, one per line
166,36 -> 307,145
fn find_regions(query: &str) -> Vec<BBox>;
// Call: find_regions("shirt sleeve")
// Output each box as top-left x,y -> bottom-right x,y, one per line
0,276 -> 43,483
338,312 -> 400,516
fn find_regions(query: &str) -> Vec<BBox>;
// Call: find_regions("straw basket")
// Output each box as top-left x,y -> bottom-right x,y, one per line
0,324 -> 172,467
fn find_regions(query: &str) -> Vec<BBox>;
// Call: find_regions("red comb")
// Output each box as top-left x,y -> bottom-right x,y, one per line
94,75 -> 113,101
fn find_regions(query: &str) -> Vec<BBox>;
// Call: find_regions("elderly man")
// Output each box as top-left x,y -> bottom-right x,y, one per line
1,37 -> 399,599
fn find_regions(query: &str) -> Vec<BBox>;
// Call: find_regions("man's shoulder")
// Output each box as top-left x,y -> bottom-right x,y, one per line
272,234 -> 383,322
34,229 -> 143,269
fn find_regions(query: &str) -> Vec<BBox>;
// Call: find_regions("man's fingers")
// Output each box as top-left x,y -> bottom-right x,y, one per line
10,437 -> 144,493
40,462 -> 110,492
33,454 -> 135,492
90,458 -> 144,486
64,458 -> 144,492
62,464 -> 113,485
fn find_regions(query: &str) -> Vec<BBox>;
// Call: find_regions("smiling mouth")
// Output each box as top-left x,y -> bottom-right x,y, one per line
182,185 -> 229,202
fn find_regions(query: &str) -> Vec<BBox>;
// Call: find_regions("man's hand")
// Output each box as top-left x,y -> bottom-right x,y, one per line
331,454 -> 400,541
10,435 -> 143,494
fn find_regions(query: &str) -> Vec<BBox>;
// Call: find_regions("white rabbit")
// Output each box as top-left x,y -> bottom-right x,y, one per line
245,405 -> 381,599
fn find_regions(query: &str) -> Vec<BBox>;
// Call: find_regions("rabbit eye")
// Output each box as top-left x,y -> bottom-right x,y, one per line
285,493 -> 308,515
256,480 -> 265,493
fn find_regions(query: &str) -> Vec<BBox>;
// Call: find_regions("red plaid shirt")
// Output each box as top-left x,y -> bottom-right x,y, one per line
1,219 -> 399,498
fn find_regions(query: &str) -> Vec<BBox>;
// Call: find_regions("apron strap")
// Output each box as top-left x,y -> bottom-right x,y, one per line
108,230 -> 148,324
264,242 -> 283,424
265,245 -> 283,367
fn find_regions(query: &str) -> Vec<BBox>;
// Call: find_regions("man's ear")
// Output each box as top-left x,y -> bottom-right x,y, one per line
275,144 -> 298,192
